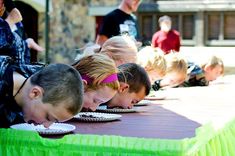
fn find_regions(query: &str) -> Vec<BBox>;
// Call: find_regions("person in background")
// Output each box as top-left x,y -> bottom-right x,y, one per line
0,56 -> 84,128
151,15 -> 181,55
182,55 -> 224,87
137,46 -> 167,84
152,53 -> 187,91
72,54 -> 120,112
105,63 -> 151,109
0,0 -> 22,28
0,0 -> 44,63
96,0 -> 141,46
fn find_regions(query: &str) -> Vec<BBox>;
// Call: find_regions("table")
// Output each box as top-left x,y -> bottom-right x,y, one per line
1,75 -> 235,156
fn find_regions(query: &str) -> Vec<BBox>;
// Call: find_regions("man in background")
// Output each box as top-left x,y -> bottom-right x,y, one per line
152,15 -> 181,55
96,0 -> 141,46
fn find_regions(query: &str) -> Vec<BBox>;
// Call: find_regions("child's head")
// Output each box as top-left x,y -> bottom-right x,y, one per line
21,63 -> 83,128
73,54 -> 120,111
162,53 -> 188,87
107,63 -> 151,109
137,46 -> 167,83
100,35 -> 138,66
202,55 -> 224,81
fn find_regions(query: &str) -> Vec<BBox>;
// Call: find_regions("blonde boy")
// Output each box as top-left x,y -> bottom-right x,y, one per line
137,46 -> 166,83
182,55 -> 224,87
152,53 -> 188,90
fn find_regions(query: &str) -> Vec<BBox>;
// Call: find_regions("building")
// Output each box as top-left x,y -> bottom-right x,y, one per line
13,0 -> 235,63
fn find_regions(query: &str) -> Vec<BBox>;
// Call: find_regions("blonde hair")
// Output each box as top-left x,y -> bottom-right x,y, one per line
165,53 -> 187,78
100,35 -> 138,65
137,46 -> 166,75
77,35 -> 138,65
201,55 -> 224,75
73,54 -> 120,91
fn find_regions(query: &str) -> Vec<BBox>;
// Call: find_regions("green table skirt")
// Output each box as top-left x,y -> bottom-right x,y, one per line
1,118 -> 235,156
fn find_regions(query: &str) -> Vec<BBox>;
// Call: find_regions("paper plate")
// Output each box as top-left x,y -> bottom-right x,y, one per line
74,112 -> 122,122
145,91 -> 166,100
96,105 -> 137,113
10,123 -> 76,135
134,100 -> 152,106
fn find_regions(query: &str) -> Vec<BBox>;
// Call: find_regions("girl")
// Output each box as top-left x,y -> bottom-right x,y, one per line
73,54 -> 120,111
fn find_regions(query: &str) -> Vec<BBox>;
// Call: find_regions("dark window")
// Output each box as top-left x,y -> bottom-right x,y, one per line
141,15 -> 153,42
182,15 -> 194,40
207,14 -> 220,40
224,14 -> 235,39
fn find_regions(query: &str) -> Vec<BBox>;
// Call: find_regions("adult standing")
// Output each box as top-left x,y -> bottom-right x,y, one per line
96,0 -> 141,46
152,15 -> 181,55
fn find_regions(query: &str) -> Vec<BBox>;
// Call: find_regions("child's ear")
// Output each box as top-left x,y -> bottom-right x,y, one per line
82,79 -> 88,91
119,82 -> 129,93
204,64 -> 211,72
82,79 -> 88,85
29,86 -> 44,99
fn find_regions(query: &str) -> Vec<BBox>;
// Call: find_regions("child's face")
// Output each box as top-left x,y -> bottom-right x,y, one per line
23,101 -> 73,128
205,65 -> 223,81
108,85 -> 146,109
147,69 -> 165,84
162,71 -> 186,87
83,86 -> 117,111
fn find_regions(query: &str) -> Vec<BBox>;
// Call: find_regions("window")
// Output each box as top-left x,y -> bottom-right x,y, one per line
224,14 -> 235,39
207,14 -> 220,40
182,15 -> 194,40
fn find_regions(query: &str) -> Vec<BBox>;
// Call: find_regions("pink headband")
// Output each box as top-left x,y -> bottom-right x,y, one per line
81,73 -> 118,84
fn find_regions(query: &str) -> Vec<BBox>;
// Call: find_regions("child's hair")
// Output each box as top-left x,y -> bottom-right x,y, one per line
77,35 -> 138,65
100,35 -> 138,64
165,53 -> 188,78
137,46 -> 167,76
117,63 -> 151,95
30,63 -> 84,115
72,53 -> 120,91
201,55 -> 224,75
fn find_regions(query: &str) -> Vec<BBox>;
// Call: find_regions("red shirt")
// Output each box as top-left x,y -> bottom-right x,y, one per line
152,30 -> 180,54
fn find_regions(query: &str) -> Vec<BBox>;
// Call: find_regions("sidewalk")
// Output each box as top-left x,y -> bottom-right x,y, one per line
180,46 -> 235,75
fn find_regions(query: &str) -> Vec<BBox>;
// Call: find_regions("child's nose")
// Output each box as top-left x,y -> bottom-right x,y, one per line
43,121 -> 53,128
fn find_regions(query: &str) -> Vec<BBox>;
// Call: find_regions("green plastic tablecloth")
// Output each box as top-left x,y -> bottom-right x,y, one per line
1,118 -> 235,156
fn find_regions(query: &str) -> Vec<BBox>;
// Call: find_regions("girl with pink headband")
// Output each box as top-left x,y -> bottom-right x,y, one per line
73,54 -> 120,111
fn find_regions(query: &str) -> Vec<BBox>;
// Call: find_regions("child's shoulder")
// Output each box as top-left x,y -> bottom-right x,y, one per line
187,62 -> 203,76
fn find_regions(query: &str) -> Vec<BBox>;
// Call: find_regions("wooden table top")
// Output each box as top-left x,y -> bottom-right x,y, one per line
48,75 -> 235,139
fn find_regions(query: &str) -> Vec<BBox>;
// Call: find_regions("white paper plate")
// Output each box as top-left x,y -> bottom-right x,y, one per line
74,112 -> 122,122
145,91 -> 166,100
10,123 -> 76,135
134,100 -> 152,106
96,105 -> 137,113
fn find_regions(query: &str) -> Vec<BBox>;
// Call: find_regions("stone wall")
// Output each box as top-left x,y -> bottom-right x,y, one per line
46,0 -> 95,63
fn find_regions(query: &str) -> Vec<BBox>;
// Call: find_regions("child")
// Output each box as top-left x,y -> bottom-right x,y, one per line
76,35 -> 138,66
0,56 -> 84,128
105,63 -> 151,109
137,46 -> 167,84
182,55 -> 224,87
152,53 -> 187,91
72,54 -> 120,111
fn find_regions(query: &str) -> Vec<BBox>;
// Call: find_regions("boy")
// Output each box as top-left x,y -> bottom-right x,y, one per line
182,55 -> 224,87
137,46 -> 167,84
152,53 -> 187,91
106,63 -> 151,109
0,56 -> 84,128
